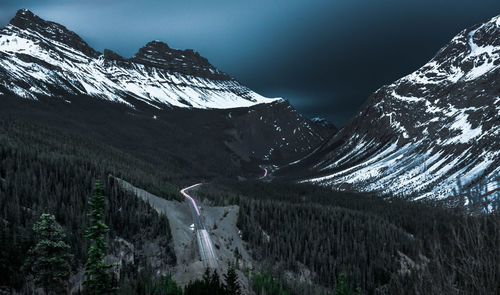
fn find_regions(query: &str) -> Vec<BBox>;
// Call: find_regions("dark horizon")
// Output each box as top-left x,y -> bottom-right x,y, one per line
1,0 -> 500,127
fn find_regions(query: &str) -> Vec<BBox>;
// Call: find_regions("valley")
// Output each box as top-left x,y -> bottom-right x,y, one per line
0,8 -> 498,295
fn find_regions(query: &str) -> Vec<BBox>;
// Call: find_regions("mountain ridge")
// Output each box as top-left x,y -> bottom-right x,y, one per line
290,14 -> 500,210
0,9 -> 281,109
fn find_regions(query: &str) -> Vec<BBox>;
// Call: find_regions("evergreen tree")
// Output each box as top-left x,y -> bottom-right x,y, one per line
202,267 -> 211,285
23,213 -> 72,294
333,273 -> 360,295
224,264 -> 241,295
184,268 -> 226,295
251,271 -> 289,295
184,279 -> 207,295
152,274 -> 182,295
83,180 -> 115,294
209,269 -> 225,295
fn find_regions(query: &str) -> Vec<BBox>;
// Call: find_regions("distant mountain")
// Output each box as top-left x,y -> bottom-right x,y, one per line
0,9 -> 333,176
292,14 -> 500,210
310,117 -> 337,130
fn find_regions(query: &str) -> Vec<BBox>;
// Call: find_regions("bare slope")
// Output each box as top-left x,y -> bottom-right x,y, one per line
114,177 -> 253,291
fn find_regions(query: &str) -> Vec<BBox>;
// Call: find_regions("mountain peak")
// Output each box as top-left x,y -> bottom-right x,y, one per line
103,49 -> 125,61
143,40 -> 171,50
299,14 -> 500,206
311,117 -> 337,130
9,9 -> 45,31
8,9 -> 99,58
132,40 -> 231,80
11,9 -> 35,21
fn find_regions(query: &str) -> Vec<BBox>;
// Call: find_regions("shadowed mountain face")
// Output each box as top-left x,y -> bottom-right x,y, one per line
290,15 -> 500,210
0,9 -> 333,177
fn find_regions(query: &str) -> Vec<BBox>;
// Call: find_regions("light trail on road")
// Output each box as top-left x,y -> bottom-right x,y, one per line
181,183 -> 202,215
259,165 -> 268,179
180,183 -> 218,269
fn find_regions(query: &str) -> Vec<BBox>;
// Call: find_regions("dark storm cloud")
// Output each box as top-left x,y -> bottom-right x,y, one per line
1,0 -> 500,126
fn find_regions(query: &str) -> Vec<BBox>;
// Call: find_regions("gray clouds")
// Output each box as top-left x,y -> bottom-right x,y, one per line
1,0 -> 500,126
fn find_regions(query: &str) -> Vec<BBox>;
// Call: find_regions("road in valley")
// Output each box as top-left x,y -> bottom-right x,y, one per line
259,165 -> 268,179
180,183 -> 219,269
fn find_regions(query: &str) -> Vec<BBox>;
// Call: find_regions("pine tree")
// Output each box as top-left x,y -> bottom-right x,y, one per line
83,180 -> 115,294
333,272 -> 361,295
224,264 -> 241,295
202,267 -> 211,286
184,268 -> 225,295
209,269 -> 225,295
152,274 -> 183,295
23,213 -> 72,294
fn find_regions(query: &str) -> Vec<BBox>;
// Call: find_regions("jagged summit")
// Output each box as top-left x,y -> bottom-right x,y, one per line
9,9 -> 46,30
6,9 -> 228,79
9,9 -> 99,58
103,49 -> 125,61
0,9 -> 280,108
132,40 -> 230,80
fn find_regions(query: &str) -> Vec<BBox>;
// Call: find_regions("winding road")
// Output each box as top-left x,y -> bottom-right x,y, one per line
180,184 -> 219,269
259,165 -> 268,179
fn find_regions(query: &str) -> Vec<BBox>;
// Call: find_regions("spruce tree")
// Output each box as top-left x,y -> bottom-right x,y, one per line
333,272 -> 361,295
152,274 -> 183,295
209,269 -> 225,295
202,267 -> 211,285
83,180 -> 115,294
23,213 -> 72,294
224,264 -> 241,295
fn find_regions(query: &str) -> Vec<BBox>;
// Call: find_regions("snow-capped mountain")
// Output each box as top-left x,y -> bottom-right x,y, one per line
0,9 -> 280,109
0,9 -> 333,173
295,14 -> 500,210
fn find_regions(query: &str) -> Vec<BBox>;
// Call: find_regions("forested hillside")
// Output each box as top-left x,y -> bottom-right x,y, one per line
0,116 -> 178,292
1,115 -> 498,294
198,181 -> 500,294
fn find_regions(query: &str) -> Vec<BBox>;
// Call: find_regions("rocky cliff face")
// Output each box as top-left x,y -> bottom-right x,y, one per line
297,15 -> 500,210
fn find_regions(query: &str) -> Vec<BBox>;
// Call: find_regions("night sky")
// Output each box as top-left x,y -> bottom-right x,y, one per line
1,0 -> 500,127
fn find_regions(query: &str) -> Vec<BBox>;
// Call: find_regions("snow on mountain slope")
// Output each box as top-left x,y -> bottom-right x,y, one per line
0,9 -> 280,109
0,9 -> 334,168
298,14 -> 500,210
